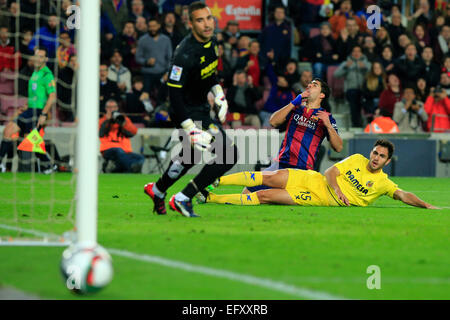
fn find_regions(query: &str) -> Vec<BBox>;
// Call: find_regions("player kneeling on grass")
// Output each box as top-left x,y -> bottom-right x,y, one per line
201,139 -> 439,209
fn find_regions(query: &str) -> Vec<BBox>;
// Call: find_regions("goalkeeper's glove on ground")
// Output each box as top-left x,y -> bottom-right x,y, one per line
211,84 -> 228,123
181,119 -> 213,152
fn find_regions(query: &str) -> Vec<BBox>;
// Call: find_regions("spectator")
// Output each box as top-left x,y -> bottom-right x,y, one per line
335,17 -> 365,61
114,21 -> 140,73
386,12 -> 407,57
421,46 -> 441,87
226,70 -> 262,128
179,5 -> 191,37
0,26 -> 20,72
222,20 -> 241,51
374,26 -> 392,54
408,0 -> 434,29
99,99 -> 144,173
334,45 -> 371,127
394,43 -> 426,88
100,5 -> 117,37
394,33 -> 414,58
412,23 -> 431,53
434,25 -> 450,63
393,87 -> 428,133
129,0 -> 151,22
439,72 -> 450,96
102,0 -> 129,37
293,70 -> 313,94
424,85 -> 450,132
124,75 -> 154,125
379,73 -> 403,118
236,39 -> 262,88
18,56 -> 35,98
379,45 -> 395,73
329,0 -> 368,40
57,54 -> 78,122
135,16 -> 148,39
18,29 -> 34,67
162,0 -> 197,14
100,63 -> 121,113
364,108 -> 400,133
385,4 -> 408,28
283,59 -> 300,89
259,5 -> 292,68
362,61 -> 386,121
260,51 -> 296,127
416,77 -> 430,103
308,22 -> 339,80
217,42 -> 233,89
161,12 -> 183,52
56,31 -> 76,69
21,0 -> 51,33
237,36 -> 251,59
362,35 -> 378,63
28,14 -> 60,59
429,14 -> 446,46
108,50 -> 132,95
135,18 -> 172,102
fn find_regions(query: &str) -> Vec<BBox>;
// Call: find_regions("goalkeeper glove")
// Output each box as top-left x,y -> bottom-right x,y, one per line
211,84 -> 228,123
181,119 -> 213,152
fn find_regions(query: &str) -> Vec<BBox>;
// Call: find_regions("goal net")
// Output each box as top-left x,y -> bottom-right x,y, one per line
0,0 -> 98,247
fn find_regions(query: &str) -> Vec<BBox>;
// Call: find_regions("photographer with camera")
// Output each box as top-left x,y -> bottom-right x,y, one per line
393,87 -> 428,133
424,82 -> 450,133
99,99 -> 144,173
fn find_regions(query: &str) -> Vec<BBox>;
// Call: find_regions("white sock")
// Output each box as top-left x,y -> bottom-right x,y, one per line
152,184 -> 165,199
175,192 -> 190,202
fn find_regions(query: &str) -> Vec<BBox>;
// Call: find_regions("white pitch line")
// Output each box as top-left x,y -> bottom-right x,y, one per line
0,224 -> 347,300
107,248 -> 347,300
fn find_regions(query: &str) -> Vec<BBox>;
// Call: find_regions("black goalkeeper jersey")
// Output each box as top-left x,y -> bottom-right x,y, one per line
166,33 -> 219,126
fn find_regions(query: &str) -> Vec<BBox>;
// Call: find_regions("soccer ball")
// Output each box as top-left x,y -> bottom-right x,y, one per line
60,243 -> 113,294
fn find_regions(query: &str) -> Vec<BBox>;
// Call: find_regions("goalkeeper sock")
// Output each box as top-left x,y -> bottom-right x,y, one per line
219,171 -> 262,187
207,192 -> 260,205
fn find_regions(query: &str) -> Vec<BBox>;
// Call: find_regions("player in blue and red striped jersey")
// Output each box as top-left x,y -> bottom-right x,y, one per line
244,78 -> 343,193
195,78 -> 343,201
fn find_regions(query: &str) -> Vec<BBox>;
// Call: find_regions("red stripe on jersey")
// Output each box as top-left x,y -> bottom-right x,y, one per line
277,114 -> 293,161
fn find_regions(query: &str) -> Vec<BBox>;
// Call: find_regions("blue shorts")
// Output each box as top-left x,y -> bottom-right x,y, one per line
16,108 -> 42,136
247,161 -> 305,192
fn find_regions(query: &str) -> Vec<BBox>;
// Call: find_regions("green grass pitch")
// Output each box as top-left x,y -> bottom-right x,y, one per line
0,173 -> 449,300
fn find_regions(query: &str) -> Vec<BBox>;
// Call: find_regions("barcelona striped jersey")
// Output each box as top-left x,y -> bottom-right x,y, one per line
277,106 -> 338,170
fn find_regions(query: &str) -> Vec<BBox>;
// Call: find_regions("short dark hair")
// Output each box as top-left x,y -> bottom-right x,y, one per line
35,45 -> 48,56
313,78 -> 330,100
374,139 -> 395,159
189,1 -> 208,21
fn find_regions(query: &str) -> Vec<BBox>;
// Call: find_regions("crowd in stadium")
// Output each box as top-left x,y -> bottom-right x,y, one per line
0,0 -> 449,133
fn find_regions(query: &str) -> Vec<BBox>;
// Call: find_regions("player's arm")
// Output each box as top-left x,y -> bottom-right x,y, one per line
269,91 -> 310,127
393,189 -> 439,209
317,111 -> 343,152
324,165 -> 350,206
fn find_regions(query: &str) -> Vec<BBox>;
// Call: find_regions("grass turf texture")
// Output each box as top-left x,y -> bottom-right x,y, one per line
0,173 -> 449,300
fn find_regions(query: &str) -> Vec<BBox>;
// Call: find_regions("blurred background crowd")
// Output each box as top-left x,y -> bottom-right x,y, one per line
0,0 -> 449,133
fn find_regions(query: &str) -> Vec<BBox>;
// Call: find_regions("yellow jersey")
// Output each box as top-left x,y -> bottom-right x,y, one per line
330,154 -> 400,207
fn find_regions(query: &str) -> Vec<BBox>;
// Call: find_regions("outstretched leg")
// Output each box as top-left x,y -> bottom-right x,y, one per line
218,169 -> 290,189
207,188 -> 295,205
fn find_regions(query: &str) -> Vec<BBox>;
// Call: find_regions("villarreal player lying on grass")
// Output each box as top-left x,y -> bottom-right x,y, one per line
202,139 -> 439,209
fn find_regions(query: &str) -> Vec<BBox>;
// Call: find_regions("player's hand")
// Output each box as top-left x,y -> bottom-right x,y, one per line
317,110 -> 332,128
335,189 -> 350,206
38,114 -> 47,127
211,85 -> 228,123
426,204 -> 440,210
181,119 -> 212,152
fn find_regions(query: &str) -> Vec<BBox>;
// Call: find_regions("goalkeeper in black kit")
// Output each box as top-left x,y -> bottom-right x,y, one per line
144,1 -> 238,217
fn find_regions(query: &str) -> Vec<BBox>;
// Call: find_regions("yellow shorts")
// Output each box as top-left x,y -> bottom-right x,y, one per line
285,169 -> 339,206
